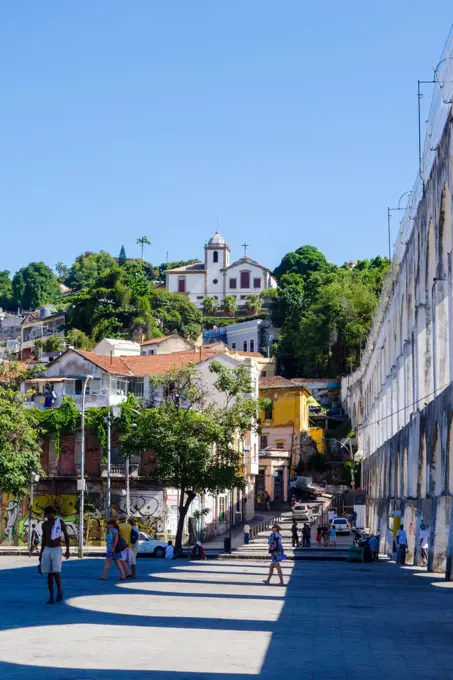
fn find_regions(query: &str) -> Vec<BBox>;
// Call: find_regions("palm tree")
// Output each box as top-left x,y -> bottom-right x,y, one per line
223,295 -> 237,318
137,236 -> 151,260
202,297 -> 218,315
245,293 -> 263,315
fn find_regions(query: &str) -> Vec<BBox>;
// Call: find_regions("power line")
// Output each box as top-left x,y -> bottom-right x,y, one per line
356,381 -> 451,432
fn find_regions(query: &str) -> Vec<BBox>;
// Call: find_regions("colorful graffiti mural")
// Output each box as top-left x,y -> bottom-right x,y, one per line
1,489 -> 165,545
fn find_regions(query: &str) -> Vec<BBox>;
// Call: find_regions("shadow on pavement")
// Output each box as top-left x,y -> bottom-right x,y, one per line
0,556 -> 453,679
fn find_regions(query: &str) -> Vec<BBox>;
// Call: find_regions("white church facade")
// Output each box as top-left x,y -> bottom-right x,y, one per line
165,232 -> 277,309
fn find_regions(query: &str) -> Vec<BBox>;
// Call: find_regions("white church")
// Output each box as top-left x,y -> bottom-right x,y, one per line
165,232 -> 277,309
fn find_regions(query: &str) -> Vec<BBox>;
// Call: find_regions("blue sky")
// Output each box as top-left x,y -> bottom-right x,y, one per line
0,3 -> 451,275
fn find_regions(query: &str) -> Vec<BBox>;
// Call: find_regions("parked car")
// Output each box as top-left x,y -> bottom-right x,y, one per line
137,531 -> 167,557
331,517 -> 351,535
292,504 -> 312,522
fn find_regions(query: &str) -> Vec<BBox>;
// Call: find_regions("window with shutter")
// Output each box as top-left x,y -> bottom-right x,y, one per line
240,271 -> 250,288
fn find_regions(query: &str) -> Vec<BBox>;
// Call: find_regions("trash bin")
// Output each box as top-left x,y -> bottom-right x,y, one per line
224,537 -> 231,553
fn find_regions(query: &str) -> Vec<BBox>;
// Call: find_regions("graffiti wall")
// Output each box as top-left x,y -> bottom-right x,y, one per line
0,488 -> 165,545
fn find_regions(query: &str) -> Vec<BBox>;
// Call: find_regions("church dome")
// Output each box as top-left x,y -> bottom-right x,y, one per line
207,231 -> 228,247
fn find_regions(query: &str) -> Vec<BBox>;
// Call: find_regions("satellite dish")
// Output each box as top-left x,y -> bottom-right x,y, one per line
354,449 -> 364,462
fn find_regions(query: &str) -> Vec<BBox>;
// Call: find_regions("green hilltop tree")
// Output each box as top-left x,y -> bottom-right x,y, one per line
12,262 -> 60,311
118,246 -> 127,266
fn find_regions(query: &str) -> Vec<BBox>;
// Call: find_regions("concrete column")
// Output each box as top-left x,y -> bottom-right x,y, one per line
429,495 -> 452,573
432,280 -> 449,397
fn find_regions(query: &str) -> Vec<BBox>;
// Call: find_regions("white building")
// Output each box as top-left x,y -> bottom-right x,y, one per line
165,231 -> 277,309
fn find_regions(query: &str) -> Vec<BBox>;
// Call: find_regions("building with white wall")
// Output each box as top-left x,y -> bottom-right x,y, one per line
165,231 -> 277,309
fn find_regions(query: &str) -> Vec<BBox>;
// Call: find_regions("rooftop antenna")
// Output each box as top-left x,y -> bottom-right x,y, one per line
241,242 -> 250,257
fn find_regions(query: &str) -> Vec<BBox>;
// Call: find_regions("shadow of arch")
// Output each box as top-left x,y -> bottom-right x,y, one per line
418,432 -> 427,499
429,423 -> 442,496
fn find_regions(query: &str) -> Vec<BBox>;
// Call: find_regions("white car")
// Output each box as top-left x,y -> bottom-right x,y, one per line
331,517 -> 351,535
292,504 -> 312,522
137,531 -> 167,558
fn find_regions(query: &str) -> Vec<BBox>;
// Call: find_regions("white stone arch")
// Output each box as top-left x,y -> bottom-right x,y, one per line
447,415 -> 453,493
401,294 -> 407,347
418,432 -> 427,499
429,424 -> 442,496
402,447 -> 408,496
439,182 -> 452,279
427,219 -> 436,301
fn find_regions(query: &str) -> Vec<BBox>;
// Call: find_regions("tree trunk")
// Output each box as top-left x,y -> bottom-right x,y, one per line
175,488 -> 196,555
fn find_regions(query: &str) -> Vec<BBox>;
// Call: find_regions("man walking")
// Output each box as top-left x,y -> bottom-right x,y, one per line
419,522 -> 429,566
396,523 -> 408,565
118,517 -> 133,577
302,523 -> 311,548
244,522 -> 251,545
40,506 -> 70,604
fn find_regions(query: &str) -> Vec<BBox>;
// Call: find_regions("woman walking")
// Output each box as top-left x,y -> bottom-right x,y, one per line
263,524 -> 286,586
98,519 -> 129,581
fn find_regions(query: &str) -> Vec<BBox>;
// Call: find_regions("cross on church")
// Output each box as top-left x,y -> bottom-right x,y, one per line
242,242 -> 250,257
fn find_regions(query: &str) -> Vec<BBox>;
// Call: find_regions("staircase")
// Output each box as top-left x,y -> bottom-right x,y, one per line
219,512 -> 350,560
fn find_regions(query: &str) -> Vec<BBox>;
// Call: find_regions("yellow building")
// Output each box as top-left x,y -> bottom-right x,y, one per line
258,376 -> 311,502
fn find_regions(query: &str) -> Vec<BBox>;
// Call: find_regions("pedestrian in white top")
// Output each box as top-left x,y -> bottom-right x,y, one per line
419,523 -> 429,566
396,524 -> 408,565
165,541 -> 175,560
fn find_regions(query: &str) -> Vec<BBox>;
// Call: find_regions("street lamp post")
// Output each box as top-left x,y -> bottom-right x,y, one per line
78,374 -> 93,559
387,191 -> 411,261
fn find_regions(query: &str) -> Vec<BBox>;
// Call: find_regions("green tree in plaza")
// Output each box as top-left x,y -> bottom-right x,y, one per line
202,297 -> 218,315
12,262 -> 60,311
121,361 -> 261,554
222,295 -> 237,318
65,251 -> 117,290
0,363 -> 43,496
137,236 -> 151,260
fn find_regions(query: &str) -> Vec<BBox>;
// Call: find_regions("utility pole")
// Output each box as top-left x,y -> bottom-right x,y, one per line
126,458 -> 130,517
78,374 -> 93,559
106,410 -> 112,520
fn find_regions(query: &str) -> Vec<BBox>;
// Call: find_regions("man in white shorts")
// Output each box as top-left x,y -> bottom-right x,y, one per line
39,506 -> 70,604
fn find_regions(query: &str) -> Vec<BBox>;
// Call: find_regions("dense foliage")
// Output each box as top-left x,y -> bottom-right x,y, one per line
65,260 -> 203,342
0,363 -> 43,495
272,246 -> 389,377
12,262 -> 60,311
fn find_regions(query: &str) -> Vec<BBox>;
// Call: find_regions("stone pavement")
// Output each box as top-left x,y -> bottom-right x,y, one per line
0,555 -> 452,679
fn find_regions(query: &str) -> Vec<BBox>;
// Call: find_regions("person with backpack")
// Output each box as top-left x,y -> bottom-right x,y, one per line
98,519 -> 128,580
128,517 -> 139,578
263,524 -> 286,586
29,523 -> 40,557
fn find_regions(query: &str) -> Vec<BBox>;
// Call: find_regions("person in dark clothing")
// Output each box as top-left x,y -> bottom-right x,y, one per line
291,521 -> 300,547
302,523 -> 311,548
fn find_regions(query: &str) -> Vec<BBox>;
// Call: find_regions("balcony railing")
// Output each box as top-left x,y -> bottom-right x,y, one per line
100,463 -> 140,478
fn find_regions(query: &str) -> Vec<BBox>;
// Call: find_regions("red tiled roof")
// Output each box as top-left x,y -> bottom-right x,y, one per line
73,349 -> 219,376
75,351 -> 132,376
259,376 -> 296,389
140,336 -> 171,346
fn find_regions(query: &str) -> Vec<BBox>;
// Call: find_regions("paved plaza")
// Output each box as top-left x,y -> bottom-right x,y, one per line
0,555 -> 453,679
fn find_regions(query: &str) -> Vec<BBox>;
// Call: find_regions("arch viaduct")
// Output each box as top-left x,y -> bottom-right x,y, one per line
342,39 -> 453,575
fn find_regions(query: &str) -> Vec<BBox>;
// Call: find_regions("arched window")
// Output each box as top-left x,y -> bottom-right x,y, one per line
213,251 -> 218,263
